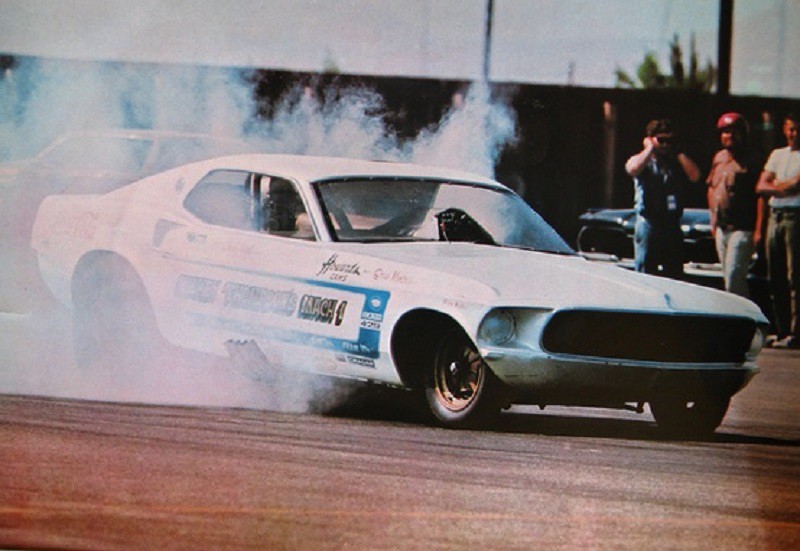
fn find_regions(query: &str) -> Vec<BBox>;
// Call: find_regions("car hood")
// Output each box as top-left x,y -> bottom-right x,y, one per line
338,242 -> 766,320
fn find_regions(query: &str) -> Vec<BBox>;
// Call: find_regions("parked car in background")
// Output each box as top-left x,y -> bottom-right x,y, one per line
0,129 -> 258,311
577,208 -> 717,264
31,154 -> 768,435
576,207 -> 772,323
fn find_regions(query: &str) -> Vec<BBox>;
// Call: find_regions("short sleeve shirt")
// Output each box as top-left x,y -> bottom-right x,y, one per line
706,148 -> 759,230
633,156 -> 687,224
764,147 -> 800,209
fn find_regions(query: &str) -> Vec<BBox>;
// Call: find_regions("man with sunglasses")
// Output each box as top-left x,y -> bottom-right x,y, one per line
625,118 -> 701,278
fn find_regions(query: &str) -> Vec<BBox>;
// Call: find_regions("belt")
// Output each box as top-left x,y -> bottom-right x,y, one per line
771,207 -> 800,213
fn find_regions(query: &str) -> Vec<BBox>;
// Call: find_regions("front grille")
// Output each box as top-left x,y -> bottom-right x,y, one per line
541,310 -> 755,364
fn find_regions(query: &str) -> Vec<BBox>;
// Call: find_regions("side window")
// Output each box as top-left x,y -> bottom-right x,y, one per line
184,170 -> 315,240
264,178 -> 314,240
184,170 -> 257,230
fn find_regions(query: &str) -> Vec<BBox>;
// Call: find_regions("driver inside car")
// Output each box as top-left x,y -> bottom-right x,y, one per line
264,179 -> 314,240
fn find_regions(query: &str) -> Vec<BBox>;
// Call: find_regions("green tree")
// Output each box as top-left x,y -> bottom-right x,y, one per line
615,33 -> 716,92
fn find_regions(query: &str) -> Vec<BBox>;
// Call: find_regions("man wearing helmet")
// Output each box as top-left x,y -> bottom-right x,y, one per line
706,112 -> 763,299
757,113 -> 800,349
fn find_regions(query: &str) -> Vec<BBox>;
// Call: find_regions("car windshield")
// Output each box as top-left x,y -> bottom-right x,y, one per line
315,178 -> 574,254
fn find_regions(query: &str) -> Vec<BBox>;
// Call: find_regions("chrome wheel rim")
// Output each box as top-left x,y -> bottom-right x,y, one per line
433,337 -> 485,413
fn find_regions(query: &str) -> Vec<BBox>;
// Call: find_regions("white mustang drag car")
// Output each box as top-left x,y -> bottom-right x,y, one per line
31,154 -> 767,434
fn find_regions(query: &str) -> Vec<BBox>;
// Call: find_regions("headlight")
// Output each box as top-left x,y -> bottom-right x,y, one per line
747,326 -> 766,361
479,309 -> 516,345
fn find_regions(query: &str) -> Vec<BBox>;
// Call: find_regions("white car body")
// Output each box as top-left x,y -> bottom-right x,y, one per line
31,154 -> 768,432
0,129 -> 258,312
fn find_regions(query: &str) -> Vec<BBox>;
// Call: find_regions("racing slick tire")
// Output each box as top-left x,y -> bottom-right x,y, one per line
72,253 -> 165,370
421,326 -> 500,428
649,395 -> 731,438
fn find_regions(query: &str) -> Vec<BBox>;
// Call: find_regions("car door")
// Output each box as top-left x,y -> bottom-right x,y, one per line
151,168 -> 372,377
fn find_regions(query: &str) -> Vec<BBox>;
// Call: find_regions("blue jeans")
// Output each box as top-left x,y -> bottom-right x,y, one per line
766,208 -> 800,338
634,216 -> 684,279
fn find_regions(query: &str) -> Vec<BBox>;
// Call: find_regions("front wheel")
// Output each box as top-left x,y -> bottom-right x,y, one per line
649,395 -> 731,438
422,327 -> 499,428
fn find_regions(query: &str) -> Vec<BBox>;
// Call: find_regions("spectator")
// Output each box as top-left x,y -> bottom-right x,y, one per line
625,119 -> 701,278
706,112 -> 763,298
757,113 -> 800,349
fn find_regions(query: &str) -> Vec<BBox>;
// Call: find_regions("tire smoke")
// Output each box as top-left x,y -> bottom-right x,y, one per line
0,57 -> 518,414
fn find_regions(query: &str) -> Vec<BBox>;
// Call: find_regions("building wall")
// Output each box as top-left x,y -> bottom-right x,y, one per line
2,56 -> 796,247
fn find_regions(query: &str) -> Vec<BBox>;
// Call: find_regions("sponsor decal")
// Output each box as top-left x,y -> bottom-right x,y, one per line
371,268 -> 409,284
341,340 -> 375,356
353,289 -> 389,358
346,356 -> 376,368
223,282 -> 298,316
185,275 -> 390,360
297,294 -> 348,326
175,275 -> 221,304
362,311 -> 383,321
360,311 -> 383,331
317,253 -> 362,282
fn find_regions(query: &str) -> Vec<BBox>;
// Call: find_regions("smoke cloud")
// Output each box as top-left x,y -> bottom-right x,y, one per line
0,56 -> 518,413
1,58 -> 517,175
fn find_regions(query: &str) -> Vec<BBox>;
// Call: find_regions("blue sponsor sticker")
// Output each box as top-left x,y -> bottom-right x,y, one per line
185,274 -> 390,360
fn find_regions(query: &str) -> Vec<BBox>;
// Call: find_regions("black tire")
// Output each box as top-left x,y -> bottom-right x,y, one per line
421,327 -> 499,428
649,395 -> 731,438
72,254 -> 164,370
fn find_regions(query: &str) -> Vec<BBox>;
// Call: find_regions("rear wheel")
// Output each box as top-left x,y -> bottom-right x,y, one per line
422,327 -> 499,428
649,395 -> 731,438
72,254 -> 165,370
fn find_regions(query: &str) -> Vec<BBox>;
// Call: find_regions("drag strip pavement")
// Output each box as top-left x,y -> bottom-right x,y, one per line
1,350 -> 799,549
0,351 -> 800,549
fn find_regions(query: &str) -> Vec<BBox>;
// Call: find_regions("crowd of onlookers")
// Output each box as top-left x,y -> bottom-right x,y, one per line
625,112 -> 800,349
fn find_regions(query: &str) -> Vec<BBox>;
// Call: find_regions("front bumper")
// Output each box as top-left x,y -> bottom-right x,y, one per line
475,307 -> 765,407
481,349 -> 759,407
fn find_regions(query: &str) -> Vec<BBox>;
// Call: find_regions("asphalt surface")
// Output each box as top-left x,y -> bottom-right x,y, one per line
1,341 -> 799,549
0,297 -> 798,549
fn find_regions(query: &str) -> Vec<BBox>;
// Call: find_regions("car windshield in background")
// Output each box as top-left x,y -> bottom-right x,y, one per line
37,136 -> 152,174
315,179 -> 574,254
148,137 -> 257,174
31,133 -> 258,178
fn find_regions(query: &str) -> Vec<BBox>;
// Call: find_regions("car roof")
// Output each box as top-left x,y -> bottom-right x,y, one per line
190,154 -> 505,189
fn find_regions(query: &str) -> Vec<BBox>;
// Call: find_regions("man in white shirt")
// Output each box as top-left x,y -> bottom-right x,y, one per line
757,113 -> 800,348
